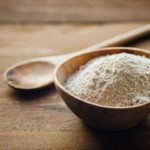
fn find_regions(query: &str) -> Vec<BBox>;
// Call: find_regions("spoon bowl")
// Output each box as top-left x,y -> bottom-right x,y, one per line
54,47 -> 150,131
4,60 -> 55,90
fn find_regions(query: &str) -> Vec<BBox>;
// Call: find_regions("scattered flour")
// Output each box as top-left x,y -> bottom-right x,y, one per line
64,53 -> 150,107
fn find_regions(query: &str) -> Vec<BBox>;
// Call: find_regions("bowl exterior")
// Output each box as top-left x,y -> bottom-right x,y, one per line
55,84 -> 150,131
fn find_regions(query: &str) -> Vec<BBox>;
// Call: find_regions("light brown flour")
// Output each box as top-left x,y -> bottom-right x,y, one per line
65,53 -> 150,107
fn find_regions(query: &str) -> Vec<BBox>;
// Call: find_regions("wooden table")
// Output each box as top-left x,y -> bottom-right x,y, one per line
0,22 -> 150,150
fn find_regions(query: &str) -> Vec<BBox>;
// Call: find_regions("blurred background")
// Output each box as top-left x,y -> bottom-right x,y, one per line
0,0 -> 149,23
0,0 -> 150,62
0,0 -> 150,63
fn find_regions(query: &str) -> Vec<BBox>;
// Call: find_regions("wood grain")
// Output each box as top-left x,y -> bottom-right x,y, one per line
0,23 -> 150,149
0,0 -> 149,23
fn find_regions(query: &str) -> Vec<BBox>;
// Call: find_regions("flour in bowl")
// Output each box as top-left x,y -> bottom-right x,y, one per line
64,53 -> 150,107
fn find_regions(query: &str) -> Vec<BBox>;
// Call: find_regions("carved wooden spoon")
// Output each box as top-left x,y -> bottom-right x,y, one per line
4,24 -> 150,90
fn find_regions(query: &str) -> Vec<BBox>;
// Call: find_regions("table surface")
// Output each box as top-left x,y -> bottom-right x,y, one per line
0,0 -> 149,23
0,22 -> 150,150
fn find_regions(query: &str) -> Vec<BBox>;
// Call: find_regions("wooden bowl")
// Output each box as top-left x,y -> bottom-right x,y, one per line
54,47 -> 150,131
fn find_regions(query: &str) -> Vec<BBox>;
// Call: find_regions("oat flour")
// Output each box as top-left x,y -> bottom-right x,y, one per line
65,53 -> 150,107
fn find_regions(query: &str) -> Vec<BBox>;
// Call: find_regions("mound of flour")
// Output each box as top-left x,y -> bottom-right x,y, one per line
65,53 -> 150,107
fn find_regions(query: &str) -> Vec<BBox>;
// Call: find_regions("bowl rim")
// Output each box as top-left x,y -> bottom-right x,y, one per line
54,47 -> 150,110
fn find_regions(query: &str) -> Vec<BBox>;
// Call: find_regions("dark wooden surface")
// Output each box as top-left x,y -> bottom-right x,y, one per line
0,0 -> 149,23
0,23 -> 150,149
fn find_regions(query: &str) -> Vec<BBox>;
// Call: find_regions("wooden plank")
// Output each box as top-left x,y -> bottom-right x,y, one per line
0,101 -> 149,132
0,23 -> 150,149
0,23 -> 147,63
0,0 -> 149,23
0,131 -> 150,150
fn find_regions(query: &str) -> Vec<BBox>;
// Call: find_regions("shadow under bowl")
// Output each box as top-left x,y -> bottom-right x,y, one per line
54,47 -> 150,131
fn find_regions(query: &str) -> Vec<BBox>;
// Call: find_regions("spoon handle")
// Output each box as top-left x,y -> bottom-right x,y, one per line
46,24 -> 150,65
15,24 -> 150,65
82,24 -> 150,52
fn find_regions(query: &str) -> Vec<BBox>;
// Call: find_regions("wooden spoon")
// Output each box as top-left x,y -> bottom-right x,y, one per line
4,24 -> 150,90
